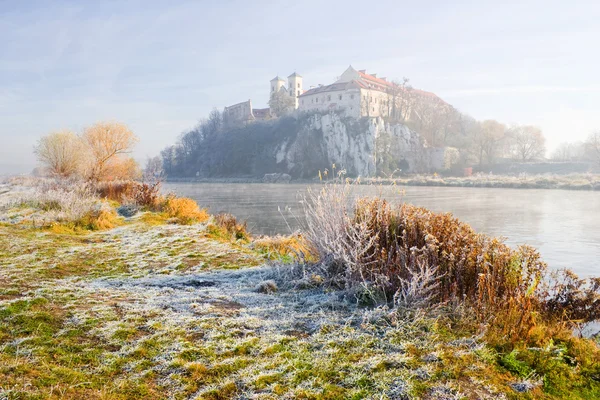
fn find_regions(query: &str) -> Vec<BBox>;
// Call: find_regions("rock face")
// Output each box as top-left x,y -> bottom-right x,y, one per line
189,111 -> 442,179
274,112 -> 430,177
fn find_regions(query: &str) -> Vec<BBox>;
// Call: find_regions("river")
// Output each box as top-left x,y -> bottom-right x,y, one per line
164,183 -> 599,276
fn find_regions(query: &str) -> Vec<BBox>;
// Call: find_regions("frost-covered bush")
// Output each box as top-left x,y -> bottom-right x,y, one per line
301,184 -> 600,341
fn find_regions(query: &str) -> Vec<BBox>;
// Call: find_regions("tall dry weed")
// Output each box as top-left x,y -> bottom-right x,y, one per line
301,184 -> 599,341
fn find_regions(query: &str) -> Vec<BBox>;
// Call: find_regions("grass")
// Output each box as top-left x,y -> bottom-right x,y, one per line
0,178 -> 598,399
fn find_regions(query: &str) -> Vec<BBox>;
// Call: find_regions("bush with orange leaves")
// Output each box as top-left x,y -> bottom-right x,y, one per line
162,196 -> 209,225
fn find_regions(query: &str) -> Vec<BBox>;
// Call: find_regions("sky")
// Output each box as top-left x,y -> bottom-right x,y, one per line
1,0 -> 599,174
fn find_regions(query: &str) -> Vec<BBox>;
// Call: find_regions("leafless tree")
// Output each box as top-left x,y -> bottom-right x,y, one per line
472,120 -> 506,167
143,156 -> 164,182
507,124 -> 546,162
584,130 -> 600,165
33,130 -> 85,178
551,141 -> 586,162
81,121 -> 139,181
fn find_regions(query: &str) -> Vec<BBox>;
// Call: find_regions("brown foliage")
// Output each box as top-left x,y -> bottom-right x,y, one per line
95,181 -> 163,210
302,188 -> 600,341
212,213 -> 249,241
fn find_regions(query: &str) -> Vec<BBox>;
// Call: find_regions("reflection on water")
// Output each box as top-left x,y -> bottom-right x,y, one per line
164,183 -> 600,276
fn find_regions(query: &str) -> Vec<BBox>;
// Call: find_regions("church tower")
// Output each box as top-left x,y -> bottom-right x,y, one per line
270,76 -> 286,96
287,72 -> 303,109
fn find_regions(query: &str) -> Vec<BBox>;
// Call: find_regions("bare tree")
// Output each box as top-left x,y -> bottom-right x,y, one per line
387,78 -> 412,122
143,156 -> 164,181
268,91 -> 295,117
507,125 -> 546,162
82,121 -> 139,181
551,141 -> 586,162
472,120 -> 506,167
584,131 -> 600,165
33,130 -> 85,178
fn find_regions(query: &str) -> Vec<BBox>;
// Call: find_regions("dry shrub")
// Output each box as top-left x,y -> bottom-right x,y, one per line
95,181 -> 163,209
95,181 -> 136,203
163,197 -> 209,225
302,184 -> 600,341
76,207 -> 121,230
209,213 -> 249,241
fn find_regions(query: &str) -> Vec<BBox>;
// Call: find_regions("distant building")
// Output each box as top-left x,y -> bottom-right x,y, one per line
223,99 -> 271,127
299,66 -> 445,119
223,65 -> 446,125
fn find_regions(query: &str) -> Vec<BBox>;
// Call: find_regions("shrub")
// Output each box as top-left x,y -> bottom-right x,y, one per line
95,181 -> 163,210
163,197 -> 209,225
75,207 -> 121,230
209,213 -> 249,241
301,184 -> 600,342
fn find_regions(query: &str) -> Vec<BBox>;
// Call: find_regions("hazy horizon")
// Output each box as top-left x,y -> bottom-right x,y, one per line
2,0 -> 599,174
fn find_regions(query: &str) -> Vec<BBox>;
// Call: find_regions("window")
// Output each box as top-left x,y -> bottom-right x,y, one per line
327,95 -> 331,101
316,98 -> 318,103
297,83 -> 300,88
338,94 -> 342,100
302,100 -> 304,105
271,87 -> 274,92
351,94 -> 354,100
372,107 -> 375,112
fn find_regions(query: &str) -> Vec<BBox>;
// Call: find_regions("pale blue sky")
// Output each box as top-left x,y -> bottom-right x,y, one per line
1,0 -> 599,173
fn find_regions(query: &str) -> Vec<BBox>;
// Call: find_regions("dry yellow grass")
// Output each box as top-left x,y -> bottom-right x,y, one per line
163,197 -> 209,225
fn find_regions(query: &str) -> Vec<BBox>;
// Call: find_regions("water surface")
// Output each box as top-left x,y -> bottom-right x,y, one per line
164,183 -> 599,276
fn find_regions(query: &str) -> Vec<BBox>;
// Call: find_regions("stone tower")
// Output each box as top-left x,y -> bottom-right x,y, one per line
270,76 -> 286,96
288,72 -> 303,109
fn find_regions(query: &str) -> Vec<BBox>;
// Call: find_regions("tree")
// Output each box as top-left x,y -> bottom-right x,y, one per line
143,156 -> 164,181
268,91 -> 295,117
472,120 -> 506,167
82,121 -> 139,181
584,131 -> 600,165
551,141 -> 586,161
388,78 -> 413,122
33,130 -> 85,177
507,125 -> 546,162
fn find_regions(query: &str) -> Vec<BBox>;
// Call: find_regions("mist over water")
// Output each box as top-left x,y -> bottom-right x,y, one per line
164,182 -> 600,277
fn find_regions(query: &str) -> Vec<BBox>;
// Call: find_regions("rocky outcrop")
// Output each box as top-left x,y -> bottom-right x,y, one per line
183,111 -> 448,179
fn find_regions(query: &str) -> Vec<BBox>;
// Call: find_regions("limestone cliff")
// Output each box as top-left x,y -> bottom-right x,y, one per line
174,111 -> 440,179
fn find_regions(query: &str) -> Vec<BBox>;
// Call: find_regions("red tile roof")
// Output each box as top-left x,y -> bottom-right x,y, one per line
358,71 -> 396,90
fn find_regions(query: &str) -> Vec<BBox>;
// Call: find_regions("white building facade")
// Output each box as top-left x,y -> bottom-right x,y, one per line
298,66 -> 400,118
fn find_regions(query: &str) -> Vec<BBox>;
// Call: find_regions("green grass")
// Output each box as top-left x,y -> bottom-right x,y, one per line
0,214 -> 598,399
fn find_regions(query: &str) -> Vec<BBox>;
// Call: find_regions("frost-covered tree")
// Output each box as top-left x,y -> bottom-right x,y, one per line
34,130 -> 86,178
82,121 -> 139,181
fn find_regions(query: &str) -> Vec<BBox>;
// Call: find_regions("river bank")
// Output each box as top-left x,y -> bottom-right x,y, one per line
165,172 -> 600,191
1,178 -> 599,399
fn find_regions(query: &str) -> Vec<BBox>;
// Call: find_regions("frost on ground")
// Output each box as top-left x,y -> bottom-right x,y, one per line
0,218 -> 552,399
